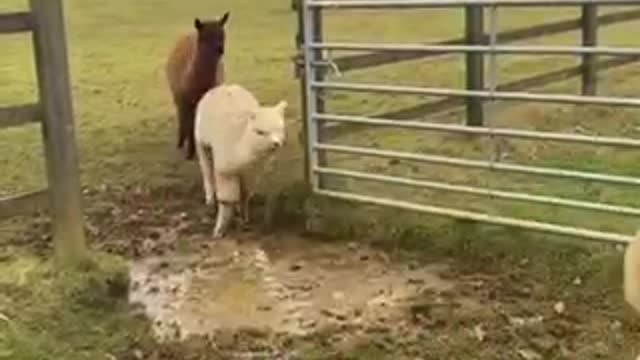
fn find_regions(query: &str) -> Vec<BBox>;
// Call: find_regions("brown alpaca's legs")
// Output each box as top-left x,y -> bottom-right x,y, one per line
176,101 -> 189,150
184,104 -> 196,160
177,100 -> 196,160
186,128 -> 197,160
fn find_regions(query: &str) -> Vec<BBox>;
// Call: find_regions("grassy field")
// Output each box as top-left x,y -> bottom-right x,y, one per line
2,0 -> 640,359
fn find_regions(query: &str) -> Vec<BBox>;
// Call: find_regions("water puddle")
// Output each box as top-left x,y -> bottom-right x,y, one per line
128,236 -> 455,341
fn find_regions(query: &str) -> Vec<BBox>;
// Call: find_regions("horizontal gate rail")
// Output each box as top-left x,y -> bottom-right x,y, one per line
317,189 -> 635,244
333,8 -> 640,72
312,42 -> 640,57
0,12 -> 33,34
308,0 -> 640,9
315,113 -> 640,148
368,54 -> 640,122
315,167 -> 640,217
315,143 -> 640,187
0,190 -> 48,219
0,104 -> 41,129
314,81 -> 640,107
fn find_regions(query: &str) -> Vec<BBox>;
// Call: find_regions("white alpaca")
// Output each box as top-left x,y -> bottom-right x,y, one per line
194,83 -> 287,238
624,232 -> 640,315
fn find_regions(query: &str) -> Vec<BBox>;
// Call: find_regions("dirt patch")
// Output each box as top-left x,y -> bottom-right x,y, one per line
129,234 -> 462,341
7,184 -> 640,359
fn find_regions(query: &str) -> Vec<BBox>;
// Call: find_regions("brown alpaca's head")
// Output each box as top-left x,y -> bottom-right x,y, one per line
194,12 -> 229,58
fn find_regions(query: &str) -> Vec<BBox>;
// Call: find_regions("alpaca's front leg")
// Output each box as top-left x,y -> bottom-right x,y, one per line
212,172 -> 241,239
212,201 -> 235,239
195,142 -> 216,205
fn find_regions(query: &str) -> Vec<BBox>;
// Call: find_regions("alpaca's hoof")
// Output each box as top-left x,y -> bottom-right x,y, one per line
205,196 -> 216,206
212,229 -> 226,239
238,221 -> 251,232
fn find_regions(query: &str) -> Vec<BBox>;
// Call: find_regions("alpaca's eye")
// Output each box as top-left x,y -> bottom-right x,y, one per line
255,129 -> 267,136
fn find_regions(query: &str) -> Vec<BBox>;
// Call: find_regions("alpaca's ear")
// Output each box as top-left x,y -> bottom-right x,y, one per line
275,100 -> 288,116
219,12 -> 230,26
194,18 -> 203,31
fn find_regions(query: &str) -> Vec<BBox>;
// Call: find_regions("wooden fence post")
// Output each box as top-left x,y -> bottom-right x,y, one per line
465,5 -> 485,127
581,4 -> 598,96
30,0 -> 87,266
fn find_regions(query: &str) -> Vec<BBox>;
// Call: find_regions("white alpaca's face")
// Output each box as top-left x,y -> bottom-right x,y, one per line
247,100 -> 287,155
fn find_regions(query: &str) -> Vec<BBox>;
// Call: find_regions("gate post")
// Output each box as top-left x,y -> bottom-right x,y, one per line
300,0 -> 327,190
581,4 -> 598,96
312,9 -> 327,188
465,5 -> 485,127
30,0 -> 87,266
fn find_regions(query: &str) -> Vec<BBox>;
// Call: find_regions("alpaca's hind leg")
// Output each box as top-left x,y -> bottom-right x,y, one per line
239,174 -> 251,227
185,103 -> 197,160
186,126 -> 197,160
176,101 -> 188,149
178,102 -> 196,160
195,142 -> 215,206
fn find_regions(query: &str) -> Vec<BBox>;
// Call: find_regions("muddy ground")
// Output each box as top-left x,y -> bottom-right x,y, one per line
8,182 -> 640,359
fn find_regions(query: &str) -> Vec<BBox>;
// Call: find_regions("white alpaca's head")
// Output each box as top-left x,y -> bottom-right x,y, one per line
245,100 -> 287,156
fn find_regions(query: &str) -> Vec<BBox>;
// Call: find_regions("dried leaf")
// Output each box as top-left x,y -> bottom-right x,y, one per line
554,301 -> 566,315
518,349 -> 542,360
473,324 -> 486,342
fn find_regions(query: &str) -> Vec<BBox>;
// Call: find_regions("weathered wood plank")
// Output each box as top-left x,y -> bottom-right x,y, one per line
465,5 -> 485,127
0,12 -> 33,34
334,9 -> 640,72
0,190 -> 48,219
0,103 -> 41,129
581,4 -> 599,95
30,0 -> 87,264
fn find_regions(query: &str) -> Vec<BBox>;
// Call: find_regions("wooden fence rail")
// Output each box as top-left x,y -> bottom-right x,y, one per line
0,0 -> 87,266
0,12 -> 33,33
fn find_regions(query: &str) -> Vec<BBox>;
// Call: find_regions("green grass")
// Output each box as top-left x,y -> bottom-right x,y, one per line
0,252 -> 150,360
2,0 -> 640,358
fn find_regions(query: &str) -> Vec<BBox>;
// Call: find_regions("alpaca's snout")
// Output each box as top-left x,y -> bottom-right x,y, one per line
270,136 -> 283,150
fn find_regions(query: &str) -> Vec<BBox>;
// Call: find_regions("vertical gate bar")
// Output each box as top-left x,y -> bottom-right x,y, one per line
581,4 -> 598,95
296,0 -> 310,186
302,0 -> 321,191
30,0 -> 87,266
486,4 -> 499,197
465,4 -> 485,127
312,7 -> 328,189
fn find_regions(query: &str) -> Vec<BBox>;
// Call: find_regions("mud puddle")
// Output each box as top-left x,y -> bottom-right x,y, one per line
128,234 -> 456,341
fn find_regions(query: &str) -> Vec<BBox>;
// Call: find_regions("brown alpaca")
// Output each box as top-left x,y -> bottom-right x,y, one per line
166,13 -> 229,160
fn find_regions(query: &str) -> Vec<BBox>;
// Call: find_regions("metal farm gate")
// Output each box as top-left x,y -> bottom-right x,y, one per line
295,0 -> 640,244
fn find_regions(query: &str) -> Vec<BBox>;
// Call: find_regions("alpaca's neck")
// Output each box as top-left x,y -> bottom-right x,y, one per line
228,127 -> 269,174
187,49 -> 221,95
235,128 -> 261,164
